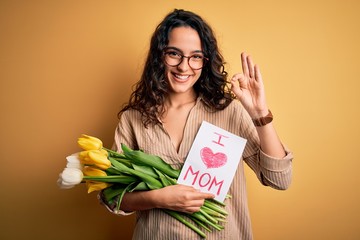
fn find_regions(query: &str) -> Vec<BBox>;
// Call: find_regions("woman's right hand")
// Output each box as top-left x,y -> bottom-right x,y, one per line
120,184 -> 215,214
152,184 -> 215,214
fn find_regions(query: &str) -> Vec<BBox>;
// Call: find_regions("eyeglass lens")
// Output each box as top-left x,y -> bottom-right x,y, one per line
164,51 -> 205,70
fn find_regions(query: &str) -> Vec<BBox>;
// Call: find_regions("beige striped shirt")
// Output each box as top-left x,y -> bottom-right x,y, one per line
110,97 -> 293,240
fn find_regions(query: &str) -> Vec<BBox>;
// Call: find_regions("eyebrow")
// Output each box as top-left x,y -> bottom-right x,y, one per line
165,46 -> 204,54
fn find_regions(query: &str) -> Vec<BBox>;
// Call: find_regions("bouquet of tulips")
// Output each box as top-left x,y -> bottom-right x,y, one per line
58,134 -> 229,238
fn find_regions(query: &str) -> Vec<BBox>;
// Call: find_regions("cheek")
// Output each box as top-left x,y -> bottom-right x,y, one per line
164,70 -> 171,82
195,70 -> 203,79
164,66 -> 171,77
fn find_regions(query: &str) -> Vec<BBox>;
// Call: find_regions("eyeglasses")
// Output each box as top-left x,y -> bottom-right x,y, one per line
163,49 -> 208,70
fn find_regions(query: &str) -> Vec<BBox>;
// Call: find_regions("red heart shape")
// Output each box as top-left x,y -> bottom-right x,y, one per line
200,147 -> 227,169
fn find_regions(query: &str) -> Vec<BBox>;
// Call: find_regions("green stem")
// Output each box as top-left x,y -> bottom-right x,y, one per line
103,147 -> 122,157
189,216 -> 212,232
116,182 -> 138,212
203,200 -> 228,216
163,210 -> 207,238
201,205 -> 226,218
83,175 -> 137,184
209,198 -> 226,207
191,212 -> 223,231
199,208 -> 218,224
214,217 -> 227,223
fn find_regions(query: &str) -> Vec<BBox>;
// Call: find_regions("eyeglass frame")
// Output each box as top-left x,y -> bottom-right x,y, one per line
162,47 -> 209,70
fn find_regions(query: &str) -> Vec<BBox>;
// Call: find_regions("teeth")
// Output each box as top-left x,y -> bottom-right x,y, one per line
175,74 -> 189,80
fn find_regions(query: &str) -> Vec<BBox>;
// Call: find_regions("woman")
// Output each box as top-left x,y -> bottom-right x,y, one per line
103,9 -> 293,240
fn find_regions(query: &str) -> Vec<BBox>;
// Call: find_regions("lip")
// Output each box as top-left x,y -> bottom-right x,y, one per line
172,72 -> 192,82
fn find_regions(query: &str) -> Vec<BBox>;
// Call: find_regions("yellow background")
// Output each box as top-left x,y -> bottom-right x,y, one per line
1,0 -> 359,239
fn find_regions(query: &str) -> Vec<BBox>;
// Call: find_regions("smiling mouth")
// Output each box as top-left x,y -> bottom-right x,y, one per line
173,73 -> 190,81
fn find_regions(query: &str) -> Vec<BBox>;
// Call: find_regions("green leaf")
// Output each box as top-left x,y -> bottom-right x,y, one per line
102,184 -> 127,202
109,157 -> 133,168
153,168 -> 172,187
128,182 -> 149,192
121,143 -> 180,178
109,157 -> 163,189
132,163 -> 159,179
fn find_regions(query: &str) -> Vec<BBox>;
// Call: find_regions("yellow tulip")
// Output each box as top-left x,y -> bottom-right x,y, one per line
77,134 -> 103,151
79,149 -> 108,160
84,150 -> 111,170
82,166 -> 107,176
86,181 -> 111,193
78,149 -> 110,170
83,166 -> 111,193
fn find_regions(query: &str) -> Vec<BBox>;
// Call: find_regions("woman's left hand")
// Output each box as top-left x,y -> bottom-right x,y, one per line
231,52 -> 269,118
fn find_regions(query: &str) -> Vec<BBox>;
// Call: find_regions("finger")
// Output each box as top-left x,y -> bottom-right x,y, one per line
179,184 -> 194,189
254,64 -> 263,83
199,192 -> 215,199
233,73 -> 248,87
230,73 -> 243,86
241,52 -> 249,76
192,190 -> 215,200
231,73 -> 242,80
188,198 -> 206,207
246,54 -> 255,78
230,74 -> 244,98
176,184 -> 197,191
184,206 -> 202,214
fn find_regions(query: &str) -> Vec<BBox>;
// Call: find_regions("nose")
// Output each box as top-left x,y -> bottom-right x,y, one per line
177,57 -> 191,72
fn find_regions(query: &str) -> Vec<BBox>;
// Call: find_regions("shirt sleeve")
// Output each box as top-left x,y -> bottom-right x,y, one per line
235,102 -> 293,190
98,110 -> 137,216
112,110 -> 138,152
245,146 -> 293,190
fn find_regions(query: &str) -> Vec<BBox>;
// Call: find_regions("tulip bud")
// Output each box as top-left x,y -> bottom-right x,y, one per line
77,134 -> 103,151
87,150 -> 111,170
78,150 -> 111,170
57,168 -> 83,189
78,151 -> 90,162
79,149 -> 108,160
86,181 -> 111,193
83,166 -> 107,176
83,166 -> 110,193
66,153 -> 83,169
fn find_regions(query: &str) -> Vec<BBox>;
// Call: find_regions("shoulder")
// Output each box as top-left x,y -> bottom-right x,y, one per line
117,108 -> 144,130
119,108 -> 142,121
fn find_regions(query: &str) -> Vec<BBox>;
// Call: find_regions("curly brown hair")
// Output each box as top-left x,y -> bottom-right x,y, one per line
119,9 -> 234,126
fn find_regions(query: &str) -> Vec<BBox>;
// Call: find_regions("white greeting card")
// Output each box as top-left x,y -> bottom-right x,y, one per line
177,121 -> 247,202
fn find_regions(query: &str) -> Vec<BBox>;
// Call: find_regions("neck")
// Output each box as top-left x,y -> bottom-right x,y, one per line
165,90 -> 197,108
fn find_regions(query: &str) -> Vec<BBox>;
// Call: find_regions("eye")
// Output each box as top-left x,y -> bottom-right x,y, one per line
191,54 -> 204,60
166,51 -> 182,58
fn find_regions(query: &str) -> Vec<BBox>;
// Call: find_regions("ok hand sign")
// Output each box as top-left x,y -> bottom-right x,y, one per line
230,52 -> 269,119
